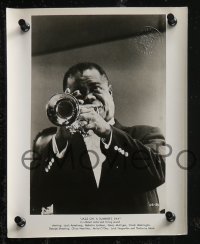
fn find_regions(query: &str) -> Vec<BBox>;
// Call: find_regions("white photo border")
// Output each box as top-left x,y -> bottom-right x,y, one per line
7,7 -> 187,238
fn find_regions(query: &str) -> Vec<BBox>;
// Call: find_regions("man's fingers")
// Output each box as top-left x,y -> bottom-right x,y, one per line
65,88 -> 71,93
80,106 -> 95,113
85,94 -> 97,101
79,113 -> 91,121
78,99 -> 84,105
84,122 -> 97,130
83,122 -> 97,131
79,121 -> 88,127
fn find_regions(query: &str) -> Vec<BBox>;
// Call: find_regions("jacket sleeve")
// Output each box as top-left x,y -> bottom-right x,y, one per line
30,128 -> 56,214
100,125 -> 165,193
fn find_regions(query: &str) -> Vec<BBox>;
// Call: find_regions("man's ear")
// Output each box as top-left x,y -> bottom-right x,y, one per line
108,85 -> 113,95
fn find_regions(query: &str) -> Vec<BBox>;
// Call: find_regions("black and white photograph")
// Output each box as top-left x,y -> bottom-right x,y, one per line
6,7 -> 187,237
30,14 -> 166,215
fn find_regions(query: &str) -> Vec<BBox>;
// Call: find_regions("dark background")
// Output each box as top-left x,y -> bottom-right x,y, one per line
0,0 -> 199,244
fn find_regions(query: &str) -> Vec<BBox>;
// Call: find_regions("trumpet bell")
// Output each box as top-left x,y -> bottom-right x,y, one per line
46,93 -> 80,126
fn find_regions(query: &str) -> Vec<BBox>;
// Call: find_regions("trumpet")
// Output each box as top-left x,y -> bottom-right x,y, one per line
46,92 -> 102,135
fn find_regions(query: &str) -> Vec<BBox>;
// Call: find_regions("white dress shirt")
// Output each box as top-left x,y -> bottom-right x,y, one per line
52,118 -> 115,187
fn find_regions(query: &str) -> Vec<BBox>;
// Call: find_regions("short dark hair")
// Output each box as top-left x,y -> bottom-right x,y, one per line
63,62 -> 109,91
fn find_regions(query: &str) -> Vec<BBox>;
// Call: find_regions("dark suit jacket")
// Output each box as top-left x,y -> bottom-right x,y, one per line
30,120 -> 165,214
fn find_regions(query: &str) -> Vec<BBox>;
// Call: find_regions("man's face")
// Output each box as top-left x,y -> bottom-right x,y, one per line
66,68 -> 115,121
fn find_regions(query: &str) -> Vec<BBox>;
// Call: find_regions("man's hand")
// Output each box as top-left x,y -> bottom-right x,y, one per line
71,88 -> 112,139
55,87 -> 111,151
79,107 -> 111,140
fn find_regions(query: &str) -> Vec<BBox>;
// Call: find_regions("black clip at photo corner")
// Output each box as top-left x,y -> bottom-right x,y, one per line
165,211 -> 176,222
18,19 -> 30,32
14,216 -> 26,227
167,13 -> 177,26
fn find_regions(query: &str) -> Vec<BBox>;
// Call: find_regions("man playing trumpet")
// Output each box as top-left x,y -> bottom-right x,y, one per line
30,62 -> 165,214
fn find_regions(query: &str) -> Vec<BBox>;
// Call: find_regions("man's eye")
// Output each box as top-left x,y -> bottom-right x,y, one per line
93,87 -> 102,93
